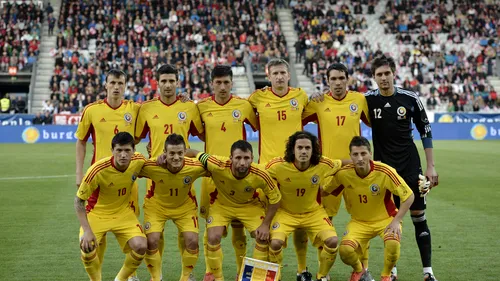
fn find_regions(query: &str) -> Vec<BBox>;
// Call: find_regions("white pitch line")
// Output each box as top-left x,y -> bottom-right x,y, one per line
0,174 -> 74,181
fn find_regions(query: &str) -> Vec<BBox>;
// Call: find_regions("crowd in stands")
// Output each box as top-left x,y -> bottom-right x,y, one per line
46,0 -> 287,115
0,2 -> 44,73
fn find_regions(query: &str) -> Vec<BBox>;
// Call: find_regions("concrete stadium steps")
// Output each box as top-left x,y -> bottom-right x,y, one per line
31,1 -> 61,113
277,8 -> 315,96
232,75 -> 251,99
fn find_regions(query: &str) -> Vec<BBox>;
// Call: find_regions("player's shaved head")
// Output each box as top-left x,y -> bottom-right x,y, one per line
157,64 -> 178,81
230,140 -> 253,155
112,132 -> 135,149
165,133 -> 186,150
349,136 -> 371,152
284,131 -> 321,165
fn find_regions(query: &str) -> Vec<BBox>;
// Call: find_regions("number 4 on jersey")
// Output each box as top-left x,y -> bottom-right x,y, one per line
221,122 -> 227,132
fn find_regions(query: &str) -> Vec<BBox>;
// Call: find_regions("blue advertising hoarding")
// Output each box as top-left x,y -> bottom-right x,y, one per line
434,113 -> 500,123
1,123 -> 499,144
0,114 -> 35,126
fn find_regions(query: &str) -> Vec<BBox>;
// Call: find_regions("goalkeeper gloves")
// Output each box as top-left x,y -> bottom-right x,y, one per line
418,174 -> 431,197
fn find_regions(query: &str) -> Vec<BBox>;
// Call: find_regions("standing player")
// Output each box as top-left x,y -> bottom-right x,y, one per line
302,63 -> 373,279
196,65 -> 258,278
248,58 -> 311,278
139,134 -> 207,281
323,136 -> 415,281
266,131 -> 342,281
135,64 -> 204,277
365,54 -> 438,281
75,69 -> 141,280
75,132 -> 147,281
185,141 -> 281,281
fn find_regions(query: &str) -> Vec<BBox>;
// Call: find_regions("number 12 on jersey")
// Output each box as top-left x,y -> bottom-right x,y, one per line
373,108 -> 382,119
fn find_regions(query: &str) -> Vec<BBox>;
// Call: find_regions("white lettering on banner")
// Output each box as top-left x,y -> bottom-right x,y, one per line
42,130 -> 77,140
53,114 -> 82,125
1,118 -> 32,126
491,127 -> 498,136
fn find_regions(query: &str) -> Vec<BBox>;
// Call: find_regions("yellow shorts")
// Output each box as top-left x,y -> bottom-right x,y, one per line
130,182 -> 140,217
270,208 -> 337,247
322,193 -> 342,217
143,198 -> 199,234
79,211 -> 146,253
206,200 -> 265,233
342,217 -> 402,250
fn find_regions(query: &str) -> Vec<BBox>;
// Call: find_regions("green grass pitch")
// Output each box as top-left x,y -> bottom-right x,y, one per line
0,141 -> 499,280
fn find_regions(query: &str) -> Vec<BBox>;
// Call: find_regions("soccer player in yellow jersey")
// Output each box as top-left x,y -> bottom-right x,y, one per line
184,140 -> 281,281
139,134 -> 207,281
135,64 -> 204,276
265,131 -> 343,281
75,132 -> 147,281
248,58 -> 310,277
303,63 -> 372,279
75,69 -> 141,280
323,136 -> 414,281
196,65 -> 258,277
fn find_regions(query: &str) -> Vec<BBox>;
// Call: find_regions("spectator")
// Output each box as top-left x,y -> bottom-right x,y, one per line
32,112 -> 44,124
14,96 -> 27,113
0,94 -> 11,113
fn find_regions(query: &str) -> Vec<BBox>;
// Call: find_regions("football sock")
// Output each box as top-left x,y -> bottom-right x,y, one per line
412,213 -> 432,267
318,244 -> 338,278
231,225 -> 247,274
81,248 -> 101,281
253,241 -> 269,261
178,232 -> 186,271
382,238 -> 400,276
116,250 -> 145,281
145,248 -> 162,281
203,230 -> 210,273
293,229 -> 308,273
97,234 -> 106,267
360,242 -> 370,269
181,247 -> 199,279
158,231 -> 165,257
339,240 -> 363,272
269,246 -> 283,281
207,243 -> 224,278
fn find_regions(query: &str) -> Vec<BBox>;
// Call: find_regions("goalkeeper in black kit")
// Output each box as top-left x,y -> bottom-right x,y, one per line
365,54 -> 439,281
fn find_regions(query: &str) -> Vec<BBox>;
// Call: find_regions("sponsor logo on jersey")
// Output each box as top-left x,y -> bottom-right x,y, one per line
100,118 -> 106,122
384,102 -> 391,108
370,184 -> 380,195
183,176 -> 192,185
272,222 -> 280,230
124,112 -> 133,123
349,103 -> 358,113
311,175 -> 320,184
178,111 -> 187,121
153,115 -> 159,119
265,103 -> 271,107
324,107 -> 331,112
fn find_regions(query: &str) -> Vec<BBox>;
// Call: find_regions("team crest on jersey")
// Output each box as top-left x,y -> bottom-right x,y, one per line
124,112 -> 133,123
244,186 -> 254,193
349,103 -> 358,113
311,175 -> 320,185
207,216 -> 213,225
232,109 -> 242,121
272,222 -> 280,230
370,184 -> 380,196
144,222 -> 151,231
290,98 -> 299,110
178,111 -> 187,122
183,176 -> 192,185
397,106 -> 407,119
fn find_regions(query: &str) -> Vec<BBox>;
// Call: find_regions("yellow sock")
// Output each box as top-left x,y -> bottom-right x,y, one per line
158,231 -> 165,257
97,234 -> 106,267
207,243 -> 224,278
203,230 -> 210,273
269,247 -> 283,280
231,225 -> 247,274
178,233 -> 186,272
116,250 -> 145,281
317,246 -> 322,271
81,249 -> 101,281
145,249 -> 162,281
360,242 -> 370,268
382,238 -> 400,276
293,230 -> 308,273
318,245 -> 338,278
180,248 -> 199,280
253,242 -> 269,261
339,240 -> 362,272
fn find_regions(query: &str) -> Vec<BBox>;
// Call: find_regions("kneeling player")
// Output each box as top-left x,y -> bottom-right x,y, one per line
323,136 -> 414,281
75,132 -> 147,281
185,140 -> 282,281
140,134 -> 208,281
265,131 -> 344,281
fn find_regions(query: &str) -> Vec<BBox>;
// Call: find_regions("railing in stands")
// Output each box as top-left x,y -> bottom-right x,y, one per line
28,60 -> 37,114
244,56 -> 256,93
